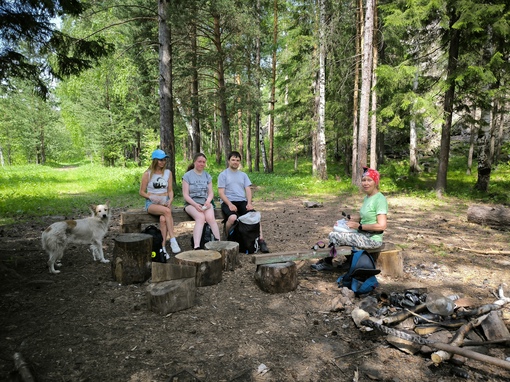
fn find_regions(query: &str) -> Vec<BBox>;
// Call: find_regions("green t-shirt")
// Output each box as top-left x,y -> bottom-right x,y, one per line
359,192 -> 388,242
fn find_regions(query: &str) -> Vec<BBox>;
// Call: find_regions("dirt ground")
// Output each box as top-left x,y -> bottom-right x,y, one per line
1,194 -> 509,382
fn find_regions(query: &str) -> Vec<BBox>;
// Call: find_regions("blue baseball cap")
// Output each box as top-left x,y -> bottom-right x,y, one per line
151,149 -> 169,160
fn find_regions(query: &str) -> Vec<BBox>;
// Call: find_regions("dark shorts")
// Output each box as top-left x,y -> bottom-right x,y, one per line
221,200 -> 248,220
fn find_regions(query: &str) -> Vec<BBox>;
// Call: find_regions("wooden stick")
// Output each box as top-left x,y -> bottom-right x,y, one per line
362,320 -> 510,371
456,304 -> 502,318
382,303 -> 428,325
431,321 -> 475,364
428,342 -> 510,370
456,247 -> 510,255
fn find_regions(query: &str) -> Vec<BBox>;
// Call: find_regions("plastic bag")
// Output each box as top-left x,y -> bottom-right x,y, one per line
333,218 -> 358,233
149,195 -> 168,205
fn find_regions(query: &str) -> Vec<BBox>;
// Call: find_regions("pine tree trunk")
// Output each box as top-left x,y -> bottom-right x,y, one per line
435,9 -> 460,195
190,19 -> 201,154
351,0 -> 362,184
158,0 -> 176,182
213,13 -> 231,163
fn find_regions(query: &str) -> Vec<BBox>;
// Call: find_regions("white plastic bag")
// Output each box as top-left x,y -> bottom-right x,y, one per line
333,218 -> 358,233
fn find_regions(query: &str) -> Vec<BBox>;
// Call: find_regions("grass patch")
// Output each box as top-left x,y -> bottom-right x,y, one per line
1,156 -> 508,225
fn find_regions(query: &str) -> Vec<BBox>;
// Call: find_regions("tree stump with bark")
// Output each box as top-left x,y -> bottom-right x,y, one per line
151,262 -> 196,283
146,278 -> 196,314
205,241 -> 240,271
372,249 -> 404,277
112,233 -> 152,285
254,262 -> 298,294
174,250 -> 223,287
467,204 -> 510,230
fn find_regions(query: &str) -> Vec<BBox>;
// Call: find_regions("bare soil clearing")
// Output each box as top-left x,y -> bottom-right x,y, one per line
1,195 -> 509,381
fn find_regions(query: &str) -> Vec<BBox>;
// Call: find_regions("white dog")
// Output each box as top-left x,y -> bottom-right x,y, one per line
42,201 -> 111,274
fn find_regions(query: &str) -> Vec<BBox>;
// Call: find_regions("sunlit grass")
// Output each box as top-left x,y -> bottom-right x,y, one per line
1,155 -> 508,225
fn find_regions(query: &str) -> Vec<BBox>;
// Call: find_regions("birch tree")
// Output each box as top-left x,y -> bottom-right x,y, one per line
313,0 -> 327,179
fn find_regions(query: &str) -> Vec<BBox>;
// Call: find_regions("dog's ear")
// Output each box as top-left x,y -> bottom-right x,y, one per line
90,204 -> 97,213
105,200 -> 110,208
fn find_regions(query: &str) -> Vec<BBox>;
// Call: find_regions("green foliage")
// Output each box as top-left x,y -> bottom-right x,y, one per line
0,0 -> 111,97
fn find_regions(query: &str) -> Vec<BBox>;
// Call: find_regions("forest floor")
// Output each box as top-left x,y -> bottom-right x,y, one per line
1,194 -> 509,382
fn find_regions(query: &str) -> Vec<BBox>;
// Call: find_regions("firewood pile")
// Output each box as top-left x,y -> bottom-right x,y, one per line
351,284 -> 510,372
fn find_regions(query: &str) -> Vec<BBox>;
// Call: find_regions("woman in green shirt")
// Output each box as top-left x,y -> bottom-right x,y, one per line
312,167 -> 388,271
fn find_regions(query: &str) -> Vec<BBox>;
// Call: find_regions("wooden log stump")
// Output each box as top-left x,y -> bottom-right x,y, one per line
467,204 -> 510,230
151,262 -> 196,283
112,233 -> 152,285
372,249 -> 404,278
205,241 -> 240,271
174,250 -> 222,287
254,262 -> 298,294
146,278 -> 196,314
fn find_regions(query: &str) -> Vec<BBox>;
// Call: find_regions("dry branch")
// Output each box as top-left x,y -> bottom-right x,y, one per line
361,319 -> 510,371
456,247 -> 510,255
382,303 -> 427,325
431,319 -> 477,364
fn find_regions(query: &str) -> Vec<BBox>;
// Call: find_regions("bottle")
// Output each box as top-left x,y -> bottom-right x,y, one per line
425,293 -> 455,316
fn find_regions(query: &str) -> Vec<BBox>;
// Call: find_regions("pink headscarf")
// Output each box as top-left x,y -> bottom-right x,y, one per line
362,167 -> 380,185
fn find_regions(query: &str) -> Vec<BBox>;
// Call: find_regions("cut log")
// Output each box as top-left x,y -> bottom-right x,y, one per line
112,233 -> 152,285
151,262 -> 196,283
371,249 -> 404,277
467,204 -> 510,230
205,241 -> 240,271
120,208 -> 223,233
254,262 -> 298,294
146,278 -> 196,314
174,250 -> 222,287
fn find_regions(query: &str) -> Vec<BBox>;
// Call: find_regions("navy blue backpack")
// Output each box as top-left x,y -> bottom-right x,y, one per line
337,249 -> 380,294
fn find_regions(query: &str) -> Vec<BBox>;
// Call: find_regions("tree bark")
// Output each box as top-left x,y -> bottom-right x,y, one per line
314,0 -> 328,180
357,0 -> 375,182
351,0 -> 362,184
254,262 -> 298,294
158,0 -> 176,183
268,0 -> 278,173
254,0 -> 261,172
190,17 -> 201,154
435,8 -> 460,195
467,204 -> 510,230
213,13 -> 231,163
474,108 -> 493,192
369,2 -> 378,170
409,71 -> 420,174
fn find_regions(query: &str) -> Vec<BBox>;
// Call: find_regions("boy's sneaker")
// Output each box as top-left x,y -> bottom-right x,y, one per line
310,260 -> 334,271
259,239 -> 270,253
170,240 -> 181,254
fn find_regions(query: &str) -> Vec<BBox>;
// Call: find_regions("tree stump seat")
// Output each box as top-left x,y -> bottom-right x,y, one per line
145,262 -> 198,315
111,233 -> 153,285
254,262 -> 298,294
146,278 -> 196,314
174,250 -> 223,287
205,241 -> 240,271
